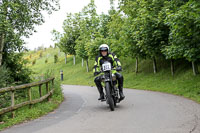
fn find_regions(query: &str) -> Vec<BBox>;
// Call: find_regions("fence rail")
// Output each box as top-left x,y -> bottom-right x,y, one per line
0,77 -> 55,116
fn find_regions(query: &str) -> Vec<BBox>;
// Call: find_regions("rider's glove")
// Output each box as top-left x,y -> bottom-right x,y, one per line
94,72 -> 100,76
116,66 -> 122,71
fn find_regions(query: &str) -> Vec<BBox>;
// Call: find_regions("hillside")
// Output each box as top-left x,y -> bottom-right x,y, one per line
25,47 -> 200,103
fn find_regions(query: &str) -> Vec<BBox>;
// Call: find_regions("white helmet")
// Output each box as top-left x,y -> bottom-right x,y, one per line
99,44 -> 109,51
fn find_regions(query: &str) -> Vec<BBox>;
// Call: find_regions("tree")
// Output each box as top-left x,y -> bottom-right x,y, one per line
75,14 -> 90,70
119,0 -> 147,73
106,10 -> 124,57
84,13 -> 110,60
127,0 -> 169,74
0,0 -> 59,66
75,0 -> 100,71
51,29 -> 68,63
0,0 -> 59,85
121,17 -> 147,73
58,13 -> 80,65
162,0 -> 200,75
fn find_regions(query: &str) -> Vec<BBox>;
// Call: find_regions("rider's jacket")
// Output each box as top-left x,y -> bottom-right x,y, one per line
93,52 -> 121,73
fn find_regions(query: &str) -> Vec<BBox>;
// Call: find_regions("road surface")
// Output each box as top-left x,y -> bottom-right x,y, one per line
1,85 -> 200,133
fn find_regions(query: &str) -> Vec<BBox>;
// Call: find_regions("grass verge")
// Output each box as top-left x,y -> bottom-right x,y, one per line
0,79 -> 64,131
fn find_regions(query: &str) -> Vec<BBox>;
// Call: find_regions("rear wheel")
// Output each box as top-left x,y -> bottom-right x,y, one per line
105,82 -> 114,111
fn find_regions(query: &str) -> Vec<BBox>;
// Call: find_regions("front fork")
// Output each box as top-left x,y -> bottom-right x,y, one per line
103,72 -> 119,102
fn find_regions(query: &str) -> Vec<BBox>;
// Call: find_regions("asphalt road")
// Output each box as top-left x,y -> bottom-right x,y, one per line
1,85 -> 200,133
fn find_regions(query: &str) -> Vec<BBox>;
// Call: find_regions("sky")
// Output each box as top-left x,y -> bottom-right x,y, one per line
24,0 -> 115,50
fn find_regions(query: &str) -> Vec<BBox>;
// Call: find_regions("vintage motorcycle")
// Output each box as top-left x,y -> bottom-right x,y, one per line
101,61 -> 121,111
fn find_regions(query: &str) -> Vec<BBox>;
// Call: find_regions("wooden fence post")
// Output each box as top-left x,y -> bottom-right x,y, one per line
0,78 -> 55,116
28,88 -> 32,108
46,82 -> 50,101
11,89 -> 15,118
39,84 -> 42,97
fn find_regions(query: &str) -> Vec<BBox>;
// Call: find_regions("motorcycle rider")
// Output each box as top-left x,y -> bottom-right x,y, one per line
93,44 -> 125,101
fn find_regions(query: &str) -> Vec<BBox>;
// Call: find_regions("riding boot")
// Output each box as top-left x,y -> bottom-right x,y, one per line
116,73 -> 125,100
94,76 -> 105,100
97,86 -> 105,100
119,87 -> 125,100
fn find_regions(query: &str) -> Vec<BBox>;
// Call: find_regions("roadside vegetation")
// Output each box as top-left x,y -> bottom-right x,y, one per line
0,59 -> 63,131
0,78 -> 63,131
51,0 -> 200,102
1,0 -> 200,131
25,47 -> 200,104
0,1 -> 63,131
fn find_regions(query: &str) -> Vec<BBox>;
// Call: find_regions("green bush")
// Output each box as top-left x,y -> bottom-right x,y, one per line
54,54 -> 58,63
45,58 -> 48,64
0,65 -> 11,88
0,66 -> 11,121
32,59 -> 36,65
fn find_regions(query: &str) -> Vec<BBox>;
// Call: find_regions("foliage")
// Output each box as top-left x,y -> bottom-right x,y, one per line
51,29 -> 62,48
130,0 -> 168,59
56,13 -> 80,56
0,65 -> 11,88
45,58 -> 48,64
0,0 -> 59,37
75,0 -> 100,60
0,0 -> 59,87
54,54 -> 58,63
32,59 -> 36,65
53,0 -> 200,75
3,52 -> 32,83
163,0 -> 200,62
87,37 -> 108,59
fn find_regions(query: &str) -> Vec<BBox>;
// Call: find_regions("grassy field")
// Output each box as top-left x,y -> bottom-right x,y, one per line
27,47 -> 200,103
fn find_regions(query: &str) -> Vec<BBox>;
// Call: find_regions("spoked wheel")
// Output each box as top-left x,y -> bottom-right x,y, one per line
105,82 -> 115,111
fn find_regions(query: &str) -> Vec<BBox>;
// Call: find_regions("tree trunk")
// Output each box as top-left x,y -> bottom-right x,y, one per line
86,59 -> 89,72
192,61 -> 199,76
170,59 -> 175,76
73,55 -> 76,65
64,53 -> 67,64
0,4 -> 7,66
135,57 -> 139,74
0,34 -> 5,66
82,58 -> 84,67
153,57 -> 157,74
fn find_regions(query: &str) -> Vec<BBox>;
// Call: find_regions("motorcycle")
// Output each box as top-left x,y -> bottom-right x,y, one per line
101,61 -> 121,111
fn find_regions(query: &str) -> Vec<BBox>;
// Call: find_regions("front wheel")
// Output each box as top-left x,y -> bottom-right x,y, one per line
105,82 -> 114,111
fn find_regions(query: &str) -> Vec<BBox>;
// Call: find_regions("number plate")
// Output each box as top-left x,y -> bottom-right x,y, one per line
102,62 -> 111,71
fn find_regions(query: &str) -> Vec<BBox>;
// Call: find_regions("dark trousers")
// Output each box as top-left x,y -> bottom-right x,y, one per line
94,72 -> 124,94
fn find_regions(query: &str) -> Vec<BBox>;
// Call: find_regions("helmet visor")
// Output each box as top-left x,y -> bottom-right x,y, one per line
100,47 -> 108,51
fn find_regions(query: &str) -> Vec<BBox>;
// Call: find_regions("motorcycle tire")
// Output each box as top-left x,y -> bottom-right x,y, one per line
105,82 -> 115,111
